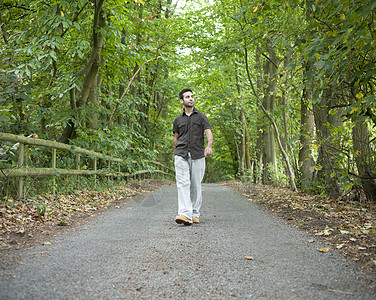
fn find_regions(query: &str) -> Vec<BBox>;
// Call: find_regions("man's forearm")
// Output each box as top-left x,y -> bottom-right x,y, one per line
173,132 -> 178,153
205,129 -> 213,157
205,129 -> 213,147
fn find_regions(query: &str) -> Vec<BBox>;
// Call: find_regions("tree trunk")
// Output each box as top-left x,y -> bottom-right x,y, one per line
313,87 -> 344,198
59,0 -> 105,144
234,57 -> 251,177
0,10 -> 9,44
349,79 -> 376,202
280,58 -> 299,180
245,121 -> 252,170
262,44 -> 277,184
352,119 -> 376,202
254,48 -> 263,184
239,106 -> 246,175
245,35 -> 296,191
87,74 -> 100,132
298,0 -> 317,189
299,80 -> 316,189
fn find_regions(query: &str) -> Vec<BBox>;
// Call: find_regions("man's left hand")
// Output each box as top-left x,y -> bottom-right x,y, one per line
205,147 -> 212,157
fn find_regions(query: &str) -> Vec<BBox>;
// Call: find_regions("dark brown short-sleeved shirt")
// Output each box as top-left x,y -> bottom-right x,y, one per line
173,108 -> 211,160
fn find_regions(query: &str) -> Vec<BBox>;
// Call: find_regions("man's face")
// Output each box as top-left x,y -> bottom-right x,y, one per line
180,91 -> 194,107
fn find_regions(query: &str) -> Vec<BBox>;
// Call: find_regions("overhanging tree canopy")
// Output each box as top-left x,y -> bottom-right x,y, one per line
1,0 -> 375,202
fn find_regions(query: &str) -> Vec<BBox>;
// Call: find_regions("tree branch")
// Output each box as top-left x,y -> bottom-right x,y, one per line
258,47 -> 279,69
107,57 -> 157,129
244,41 -> 297,191
0,10 -> 8,44
348,171 -> 376,180
60,0 -> 90,38
0,4 -> 36,13
106,29 -> 173,128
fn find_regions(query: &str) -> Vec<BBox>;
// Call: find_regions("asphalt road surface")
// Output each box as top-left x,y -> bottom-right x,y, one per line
1,183 -> 375,299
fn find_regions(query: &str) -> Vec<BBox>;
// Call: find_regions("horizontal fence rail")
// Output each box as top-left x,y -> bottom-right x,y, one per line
0,132 -> 174,199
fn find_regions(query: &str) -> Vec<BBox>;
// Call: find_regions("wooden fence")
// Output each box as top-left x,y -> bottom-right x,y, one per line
0,132 -> 174,199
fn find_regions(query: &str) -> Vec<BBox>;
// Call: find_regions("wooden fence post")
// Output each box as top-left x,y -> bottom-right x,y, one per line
94,158 -> 97,187
75,153 -> 80,184
52,148 -> 56,196
108,160 -> 111,182
17,143 -> 25,199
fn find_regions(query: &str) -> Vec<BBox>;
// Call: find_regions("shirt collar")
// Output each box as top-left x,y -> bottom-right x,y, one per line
182,107 -> 198,116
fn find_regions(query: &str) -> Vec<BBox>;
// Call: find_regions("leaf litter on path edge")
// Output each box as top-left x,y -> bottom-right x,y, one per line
0,179 -> 173,253
221,180 -> 376,280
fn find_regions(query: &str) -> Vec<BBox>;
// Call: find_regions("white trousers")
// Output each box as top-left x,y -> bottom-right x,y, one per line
174,155 -> 205,220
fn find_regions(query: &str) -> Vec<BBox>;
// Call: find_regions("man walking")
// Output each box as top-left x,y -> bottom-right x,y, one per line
173,88 -> 213,225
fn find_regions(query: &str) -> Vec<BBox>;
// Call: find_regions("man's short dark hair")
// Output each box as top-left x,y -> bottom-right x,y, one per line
179,88 -> 193,100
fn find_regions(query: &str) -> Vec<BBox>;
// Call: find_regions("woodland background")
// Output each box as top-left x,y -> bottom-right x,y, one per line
1,0 -> 376,203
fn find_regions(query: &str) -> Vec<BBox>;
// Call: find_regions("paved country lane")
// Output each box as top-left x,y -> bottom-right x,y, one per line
1,184 -> 375,299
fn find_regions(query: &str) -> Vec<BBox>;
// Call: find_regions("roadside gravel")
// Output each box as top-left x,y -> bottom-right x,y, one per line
1,183 -> 375,299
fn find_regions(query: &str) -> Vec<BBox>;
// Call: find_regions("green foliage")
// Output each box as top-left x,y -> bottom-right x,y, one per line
267,161 -> 289,187
33,202 -> 47,216
1,0 -> 375,200
57,219 -> 69,226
